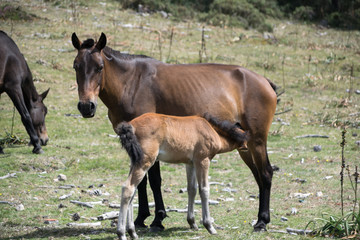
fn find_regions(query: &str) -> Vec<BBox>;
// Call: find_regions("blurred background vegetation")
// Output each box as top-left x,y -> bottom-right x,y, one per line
119,0 -> 360,32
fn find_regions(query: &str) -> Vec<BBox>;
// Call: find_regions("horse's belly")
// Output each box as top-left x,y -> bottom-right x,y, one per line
156,148 -> 192,164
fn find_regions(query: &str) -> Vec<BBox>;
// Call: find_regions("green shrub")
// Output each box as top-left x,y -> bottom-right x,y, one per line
292,6 -> 315,21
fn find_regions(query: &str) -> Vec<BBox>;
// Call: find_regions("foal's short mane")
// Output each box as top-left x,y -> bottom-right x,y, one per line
80,37 -> 152,60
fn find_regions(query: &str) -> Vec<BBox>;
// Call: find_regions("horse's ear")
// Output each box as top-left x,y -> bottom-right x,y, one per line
40,88 -> 50,101
95,32 -> 107,51
72,32 -> 81,50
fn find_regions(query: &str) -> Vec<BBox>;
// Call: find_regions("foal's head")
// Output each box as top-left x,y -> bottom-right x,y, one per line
71,32 -> 107,118
30,89 -> 50,145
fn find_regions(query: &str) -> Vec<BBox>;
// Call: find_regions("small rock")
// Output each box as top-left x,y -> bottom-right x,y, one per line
313,145 -> 322,152
316,191 -> 323,197
226,182 -> 233,187
179,188 -> 187,193
356,141 -> 360,147
58,203 -> 67,208
281,216 -> 288,221
15,204 -> 25,211
164,188 -> 172,193
324,176 -> 333,180
44,219 -> 59,224
291,207 -> 297,215
98,183 -> 104,187
57,174 -> 67,181
355,90 -> 360,94
72,213 -> 80,221
88,184 -> 94,188
352,132 -> 358,137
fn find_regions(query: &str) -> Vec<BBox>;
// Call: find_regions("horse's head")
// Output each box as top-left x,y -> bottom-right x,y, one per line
71,32 -> 107,118
30,88 -> 50,146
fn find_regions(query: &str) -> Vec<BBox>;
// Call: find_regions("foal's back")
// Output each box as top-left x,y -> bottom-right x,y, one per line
131,113 -> 222,164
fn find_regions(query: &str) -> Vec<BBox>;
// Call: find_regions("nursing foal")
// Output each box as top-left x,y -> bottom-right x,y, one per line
115,113 -> 249,239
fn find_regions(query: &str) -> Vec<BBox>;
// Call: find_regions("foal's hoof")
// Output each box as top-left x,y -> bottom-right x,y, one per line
149,225 -> 164,233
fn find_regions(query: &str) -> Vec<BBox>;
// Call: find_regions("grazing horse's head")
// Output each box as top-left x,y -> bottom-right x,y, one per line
71,32 -> 107,118
30,88 -> 50,145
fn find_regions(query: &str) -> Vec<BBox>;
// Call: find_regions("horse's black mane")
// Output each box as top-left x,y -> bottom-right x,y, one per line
103,46 -> 152,60
80,38 -> 152,60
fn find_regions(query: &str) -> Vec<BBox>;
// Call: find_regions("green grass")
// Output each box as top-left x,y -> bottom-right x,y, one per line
0,0 -> 359,239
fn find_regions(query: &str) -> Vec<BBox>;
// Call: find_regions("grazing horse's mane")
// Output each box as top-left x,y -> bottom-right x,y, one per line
80,38 -> 152,60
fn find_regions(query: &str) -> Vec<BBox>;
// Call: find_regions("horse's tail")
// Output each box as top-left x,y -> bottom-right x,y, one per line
203,113 -> 249,143
115,122 -> 143,165
266,77 -> 283,103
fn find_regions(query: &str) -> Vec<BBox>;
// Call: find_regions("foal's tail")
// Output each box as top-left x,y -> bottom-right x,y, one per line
115,122 -> 143,165
203,113 -> 249,143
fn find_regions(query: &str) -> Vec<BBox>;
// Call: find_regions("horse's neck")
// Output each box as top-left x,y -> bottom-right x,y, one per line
22,70 -> 38,109
99,59 -> 136,126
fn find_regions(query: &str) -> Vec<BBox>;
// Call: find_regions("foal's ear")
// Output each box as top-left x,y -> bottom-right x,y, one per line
72,32 -> 81,50
40,88 -> 50,101
95,32 -> 107,51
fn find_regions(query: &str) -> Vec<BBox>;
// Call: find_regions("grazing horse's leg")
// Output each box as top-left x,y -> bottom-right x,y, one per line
126,199 -> 137,239
186,163 -> 198,230
239,142 -> 273,232
195,157 -> 217,235
134,175 -> 151,228
148,161 -> 166,232
117,164 -> 148,240
6,86 -> 43,154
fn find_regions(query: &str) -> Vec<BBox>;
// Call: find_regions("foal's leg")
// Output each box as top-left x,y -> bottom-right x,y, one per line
117,165 -> 148,240
186,164 -> 198,230
148,161 -> 167,232
6,86 -> 42,154
239,142 -> 273,232
195,157 -> 217,234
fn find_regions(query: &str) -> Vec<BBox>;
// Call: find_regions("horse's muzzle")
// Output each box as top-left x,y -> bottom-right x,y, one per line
78,101 -> 97,118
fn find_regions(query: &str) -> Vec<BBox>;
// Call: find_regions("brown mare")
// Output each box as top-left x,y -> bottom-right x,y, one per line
71,32 -> 277,233
115,113 -> 249,239
0,31 -> 49,154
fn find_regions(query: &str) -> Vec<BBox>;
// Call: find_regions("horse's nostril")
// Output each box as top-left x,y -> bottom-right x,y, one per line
77,102 -> 82,112
90,101 -> 96,110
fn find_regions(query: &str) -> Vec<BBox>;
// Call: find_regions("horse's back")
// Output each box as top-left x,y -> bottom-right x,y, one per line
153,63 -> 276,124
0,31 -> 28,92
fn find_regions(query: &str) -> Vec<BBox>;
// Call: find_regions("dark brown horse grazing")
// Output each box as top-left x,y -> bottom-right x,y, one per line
0,31 -> 49,154
71,32 -> 277,233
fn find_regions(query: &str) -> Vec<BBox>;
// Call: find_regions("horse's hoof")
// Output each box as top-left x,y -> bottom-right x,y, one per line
149,225 -> 164,233
253,222 -> 267,232
129,232 -> 138,239
116,231 -> 127,240
33,147 -> 44,154
190,223 -> 199,231
208,227 -> 217,235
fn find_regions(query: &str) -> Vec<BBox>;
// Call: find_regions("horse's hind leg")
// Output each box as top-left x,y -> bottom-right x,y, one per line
6,86 -> 42,154
186,164 -> 198,230
195,158 -> 217,235
148,161 -> 167,232
117,165 -> 148,240
239,142 -> 273,231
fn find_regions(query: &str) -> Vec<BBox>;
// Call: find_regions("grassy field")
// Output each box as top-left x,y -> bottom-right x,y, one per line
0,0 -> 359,239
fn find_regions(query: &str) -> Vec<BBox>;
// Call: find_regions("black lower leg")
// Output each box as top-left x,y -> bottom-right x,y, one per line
148,161 -> 167,232
134,175 -> 151,228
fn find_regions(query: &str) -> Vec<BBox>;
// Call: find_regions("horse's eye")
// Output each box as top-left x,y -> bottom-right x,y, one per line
96,65 -> 103,73
73,63 -> 79,70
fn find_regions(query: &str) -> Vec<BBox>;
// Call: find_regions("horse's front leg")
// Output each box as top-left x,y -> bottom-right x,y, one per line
148,161 -> 167,232
186,163 -> 198,230
6,86 -> 42,154
195,157 -> 217,234
134,175 -> 151,228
